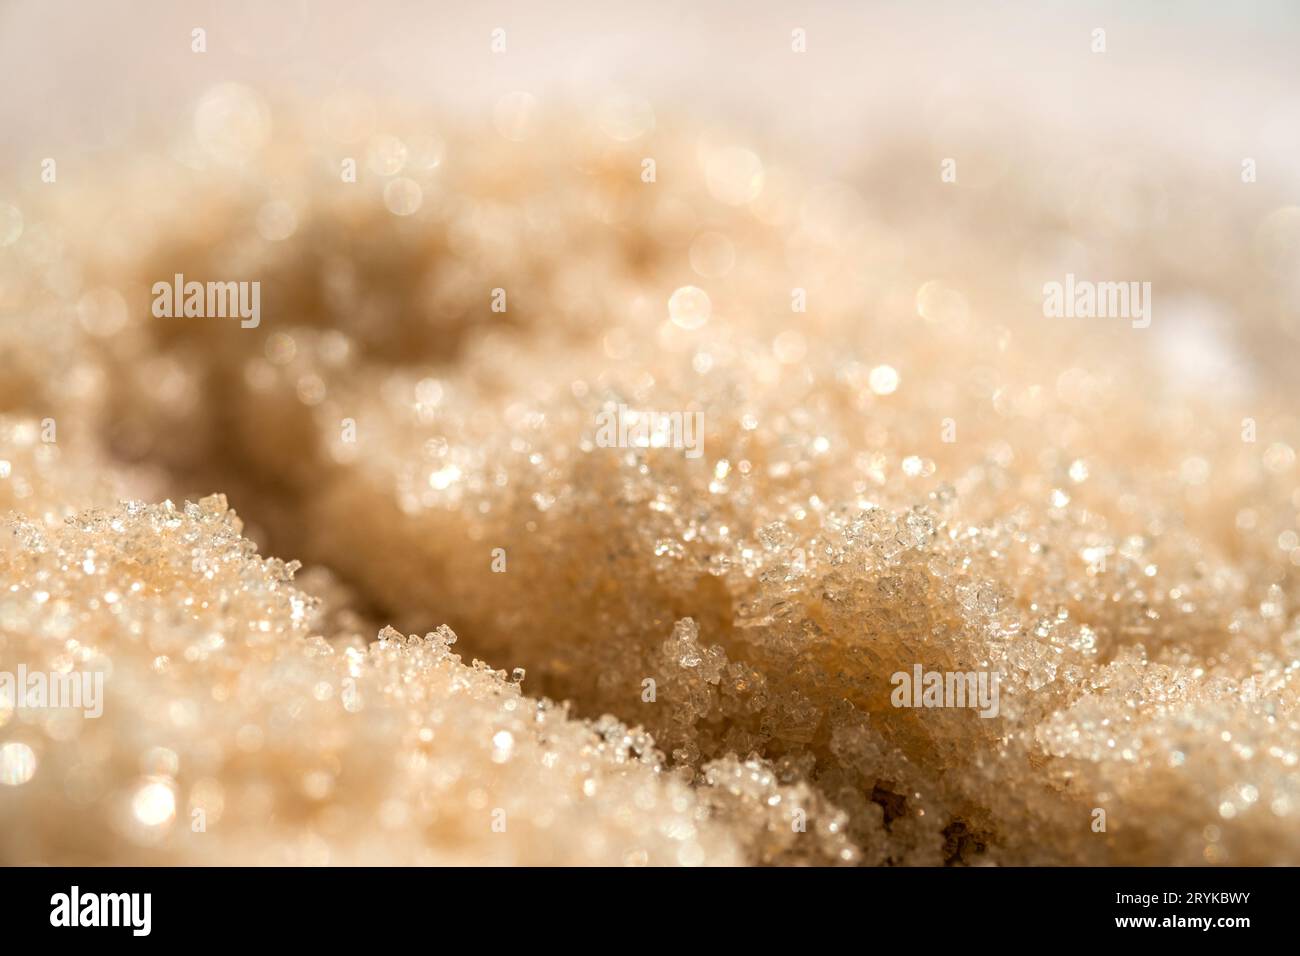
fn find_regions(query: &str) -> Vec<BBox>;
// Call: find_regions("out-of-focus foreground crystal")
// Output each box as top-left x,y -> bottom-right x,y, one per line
1,86 -> 1298,865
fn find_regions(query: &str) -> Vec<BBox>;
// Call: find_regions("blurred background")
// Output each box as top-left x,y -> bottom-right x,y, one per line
3,0 -> 1299,180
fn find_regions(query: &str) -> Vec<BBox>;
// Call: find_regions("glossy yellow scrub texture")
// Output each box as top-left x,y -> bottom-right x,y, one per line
1,80 -> 1299,866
